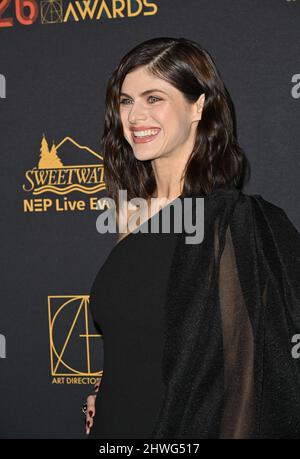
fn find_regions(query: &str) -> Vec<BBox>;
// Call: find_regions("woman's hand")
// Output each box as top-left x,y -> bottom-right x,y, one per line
85,378 -> 101,435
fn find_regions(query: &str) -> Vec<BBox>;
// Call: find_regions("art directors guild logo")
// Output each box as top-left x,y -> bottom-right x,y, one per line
22,134 -> 109,213
48,295 -> 102,385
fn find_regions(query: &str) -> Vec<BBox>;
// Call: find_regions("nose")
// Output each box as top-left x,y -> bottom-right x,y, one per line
127,101 -> 147,124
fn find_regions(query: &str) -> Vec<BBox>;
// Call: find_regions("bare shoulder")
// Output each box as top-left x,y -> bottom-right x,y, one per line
115,200 -> 140,243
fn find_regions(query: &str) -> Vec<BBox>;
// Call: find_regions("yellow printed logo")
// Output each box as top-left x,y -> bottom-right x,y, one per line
40,0 -> 158,25
22,134 -> 108,213
41,0 -> 63,24
48,294 -> 102,385
23,134 -> 105,195
0,0 -> 159,29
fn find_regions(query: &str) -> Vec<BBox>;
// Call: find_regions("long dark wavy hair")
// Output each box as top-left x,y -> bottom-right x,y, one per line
101,37 -> 250,208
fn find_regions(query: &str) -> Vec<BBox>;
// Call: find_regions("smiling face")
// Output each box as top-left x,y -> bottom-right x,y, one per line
119,66 -> 204,162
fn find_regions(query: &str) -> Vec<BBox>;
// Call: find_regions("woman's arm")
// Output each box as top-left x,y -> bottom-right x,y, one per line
85,377 -> 101,436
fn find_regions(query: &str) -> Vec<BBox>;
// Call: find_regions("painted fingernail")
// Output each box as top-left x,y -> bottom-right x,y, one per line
89,410 -> 93,417
87,420 -> 90,427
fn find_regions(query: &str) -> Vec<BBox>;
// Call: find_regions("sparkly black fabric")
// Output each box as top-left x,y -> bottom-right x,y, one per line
151,188 -> 300,439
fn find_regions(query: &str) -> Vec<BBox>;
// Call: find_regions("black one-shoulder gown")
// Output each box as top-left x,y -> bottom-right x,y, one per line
88,197 -> 181,438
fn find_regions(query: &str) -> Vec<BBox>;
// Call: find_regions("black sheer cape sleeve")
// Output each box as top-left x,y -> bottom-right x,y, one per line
152,188 -> 300,439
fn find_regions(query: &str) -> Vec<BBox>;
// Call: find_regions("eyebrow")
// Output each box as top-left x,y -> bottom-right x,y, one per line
120,89 -> 168,97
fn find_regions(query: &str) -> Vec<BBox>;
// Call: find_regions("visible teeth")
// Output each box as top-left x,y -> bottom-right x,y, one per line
133,129 -> 160,137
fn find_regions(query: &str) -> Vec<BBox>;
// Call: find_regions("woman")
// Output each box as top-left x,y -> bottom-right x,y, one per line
84,37 -> 300,439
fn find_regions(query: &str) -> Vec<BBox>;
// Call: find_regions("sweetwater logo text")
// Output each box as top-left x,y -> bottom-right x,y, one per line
0,0 -> 158,28
22,134 -> 108,213
48,294 -> 102,385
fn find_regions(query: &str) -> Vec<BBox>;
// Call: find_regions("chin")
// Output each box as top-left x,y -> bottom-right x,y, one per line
133,154 -> 155,162
132,150 -> 157,161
